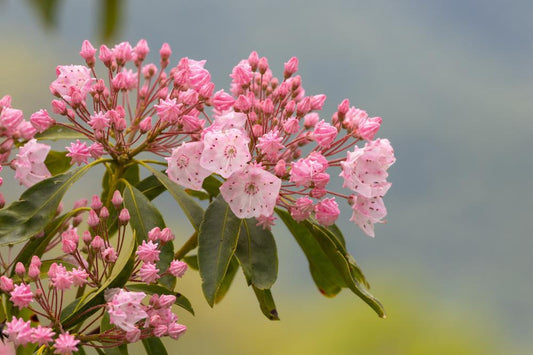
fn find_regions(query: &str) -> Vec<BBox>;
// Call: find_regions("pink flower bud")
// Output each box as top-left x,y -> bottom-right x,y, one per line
119,208 -> 130,225
168,260 -> 188,278
160,43 -> 172,63
337,98 -> 350,116
274,159 -> 286,177
248,51 -> 259,71
82,230 -> 92,244
0,95 -> 11,109
310,94 -> 327,110
100,206 -> 110,220
159,227 -> 174,243
148,227 -> 161,241
139,116 -> 152,133
89,142 -> 104,159
304,112 -> 320,129
234,95 -> 251,112
30,109 -> 55,133
314,198 -> 340,226
80,40 -> 96,66
99,44 -> 114,67
313,120 -> 338,148
102,247 -> 118,263
213,90 -> 234,112
0,276 -> 14,292
258,57 -> 269,74
134,39 -> 150,62
284,57 -> 299,77
168,323 -> 187,339
91,195 -> 103,211
283,117 -> 300,134
30,256 -> 42,268
199,82 -> 215,98
113,42 -> 133,65
28,264 -> 40,280
87,209 -> 100,227
111,190 -> 123,207
91,235 -> 104,250
15,262 -> 25,277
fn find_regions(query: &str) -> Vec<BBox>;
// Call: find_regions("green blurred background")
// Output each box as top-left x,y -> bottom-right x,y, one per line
1,0 -> 531,353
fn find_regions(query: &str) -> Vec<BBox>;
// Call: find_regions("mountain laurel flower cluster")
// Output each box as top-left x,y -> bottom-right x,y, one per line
0,39 -> 395,354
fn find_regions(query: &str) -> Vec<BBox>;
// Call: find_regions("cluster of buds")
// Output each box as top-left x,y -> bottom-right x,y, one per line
0,191 -> 187,354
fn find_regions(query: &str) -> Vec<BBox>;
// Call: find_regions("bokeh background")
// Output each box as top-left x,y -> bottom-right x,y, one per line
1,0 -> 531,353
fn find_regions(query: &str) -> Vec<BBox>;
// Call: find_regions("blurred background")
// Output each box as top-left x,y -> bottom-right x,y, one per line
0,0 -> 531,353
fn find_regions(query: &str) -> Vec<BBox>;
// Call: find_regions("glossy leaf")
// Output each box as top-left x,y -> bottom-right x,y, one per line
127,283 -> 194,315
143,166 -> 204,231
0,166 -> 91,246
252,286 -> 280,320
198,195 -> 242,306
135,175 -> 166,201
235,218 -> 278,289
202,175 -> 223,197
61,233 -> 136,328
214,256 -> 239,304
34,125 -> 85,141
182,255 -> 198,270
123,181 -> 175,289
276,209 -> 344,297
44,150 -> 71,175
104,345 -> 128,355
142,337 -> 168,355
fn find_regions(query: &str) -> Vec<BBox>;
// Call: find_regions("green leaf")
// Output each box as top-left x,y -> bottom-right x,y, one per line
277,209 -> 344,297
305,222 -> 386,318
34,125 -> 85,141
198,195 -> 243,306
182,255 -> 198,270
44,151 -> 72,175
126,283 -> 194,315
123,181 -> 175,289
16,343 -> 37,355
235,218 -> 278,289
142,166 -> 205,231
214,256 -> 239,304
136,175 -> 166,201
104,345 -> 128,355
142,337 -> 168,355
202,175 -> 222,197
0,166 -> 91,246
61,233 -> 136,328
252,286 -> 280,320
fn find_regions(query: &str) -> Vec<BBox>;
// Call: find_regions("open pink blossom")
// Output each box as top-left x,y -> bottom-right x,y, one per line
350,195 -> 387,237
106,289 -> 148,332
12,139 -> 51,187
166,141 -> 211,190
66,140 -> 91,165
200,128 -> 251,178
50,65 -> 93,102
340,139 -> 395,198
53,332 -> 80,355
220,163 -> 281,219
5,317 -> 32,346
10,283 -> 33,309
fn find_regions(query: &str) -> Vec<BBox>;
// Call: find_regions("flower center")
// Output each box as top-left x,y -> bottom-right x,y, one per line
224,145 -> 237,159
176,155 -> 189,169
244,182 -> 259,195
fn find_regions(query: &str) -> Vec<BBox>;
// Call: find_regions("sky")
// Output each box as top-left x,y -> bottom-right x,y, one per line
0,0 -> 531,352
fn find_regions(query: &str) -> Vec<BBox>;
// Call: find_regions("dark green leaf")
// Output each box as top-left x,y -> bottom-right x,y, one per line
123,182 -> 175,289
202,175 -> 222,197
184,189 -> 210,200
16,342 -> 37,355
182,255 -> 198,270
214,256 -> 239,304
235,218 -> 278,289
276,209 -> 344,297
44,151 -> 71,175
198,195 -> 242,306
126,283 -> 194,315
61,234 -> 136,327
143,166 -> 204,232
104,345 -> 128,355
136,175 -> 166,201
142,337 -> 168,355
252,286 -> 279,321
0,166 -> 91,246
34,125 -> 85,141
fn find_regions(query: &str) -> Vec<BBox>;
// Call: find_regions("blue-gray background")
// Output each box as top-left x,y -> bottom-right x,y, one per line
0,1 -> 531,353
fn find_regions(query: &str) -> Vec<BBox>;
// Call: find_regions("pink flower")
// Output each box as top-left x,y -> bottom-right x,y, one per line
61,227 -> 79,254
139,262 -> 160,284
50,65 -> 94,102
13,139 -> 51,187
66,140 -> 91,165
10,283 -> 33,309
155,98 -> 181,124
350,195 -> 387,237
188,59 -> 211,90
167,323 -> 187,339
213,90 -> 235,111
79,40 -> 96,63
256,214 -> 276,230
91,235 -> 105,250
106,289 -> 147,332
111,190 -> 123,207
200,128 -> 251,178
168,260 -> 188,278
159,228 -> 175,243
136,240 -> 160,263
289,152 -> 329,188
89,142 -> 104,159
314,198 -> 340,226
5,317 -> 32,346
53,332 -> 80,355
70,267 -> 89,287
102,247 -> 118,263
313,120 -> 338,148
50,264 -> 74,291
112,42 -> 134,65
0,107 -> 24,133
220,163 -> 281,219
0,276 -> 14,292
112,69 -> 138,91
88,111 -> 110,131
358,116 -> 382,141
148,227 -> 162,241
284,57 -> 299,77
30,109 -> 55,133
340,139 -> 395,198
230,60 -> 253,85
166,141 -> 211,190
31,325 -> 55,346
256,130 -> 285,161
290,197 -> 314,222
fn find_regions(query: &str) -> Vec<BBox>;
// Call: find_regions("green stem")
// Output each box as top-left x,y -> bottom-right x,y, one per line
175,232 -> 198,260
